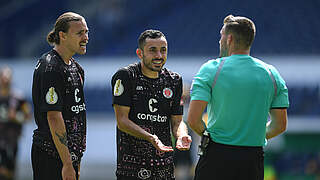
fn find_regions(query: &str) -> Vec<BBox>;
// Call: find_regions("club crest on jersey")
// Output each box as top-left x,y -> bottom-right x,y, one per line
114,79 -> 124,96
46,87 -> 58,104
163,88 -> 173,98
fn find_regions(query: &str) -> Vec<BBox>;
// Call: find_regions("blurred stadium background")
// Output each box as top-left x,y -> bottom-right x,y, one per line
0,0 -> 320,179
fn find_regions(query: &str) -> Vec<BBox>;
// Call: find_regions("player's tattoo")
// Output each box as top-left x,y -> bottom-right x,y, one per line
55,132 -> 68,146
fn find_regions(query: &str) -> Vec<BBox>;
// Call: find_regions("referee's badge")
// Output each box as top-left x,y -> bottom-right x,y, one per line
46,87 -> 58,104
163,88 -> 173,98
114,79 -> 124,96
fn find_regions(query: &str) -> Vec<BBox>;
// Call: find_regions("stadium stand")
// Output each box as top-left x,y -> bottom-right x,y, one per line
0,0 -> 320,58
1,0 -> 319,116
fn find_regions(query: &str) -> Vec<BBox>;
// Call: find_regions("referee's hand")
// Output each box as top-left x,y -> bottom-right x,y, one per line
149,134 -> 174,152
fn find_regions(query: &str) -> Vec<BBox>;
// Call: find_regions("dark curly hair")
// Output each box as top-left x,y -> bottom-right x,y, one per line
138,29 -> 166,50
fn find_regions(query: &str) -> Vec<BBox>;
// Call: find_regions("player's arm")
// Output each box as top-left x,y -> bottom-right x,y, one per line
47,111 -> 76,180
114,104 -> 154,140
187,100 -> 208,136
171,115 -> 192,150
114,104 -> 173,152
266,108 -> 288,139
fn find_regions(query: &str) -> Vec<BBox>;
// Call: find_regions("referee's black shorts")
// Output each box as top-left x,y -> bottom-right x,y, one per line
194,139 -> 264,180
31,144 -> 79,180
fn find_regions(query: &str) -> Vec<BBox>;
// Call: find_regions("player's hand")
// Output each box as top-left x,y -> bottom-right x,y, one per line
149,134 -> 174,152
176,135 -> 192,150
62,163 -> 76,180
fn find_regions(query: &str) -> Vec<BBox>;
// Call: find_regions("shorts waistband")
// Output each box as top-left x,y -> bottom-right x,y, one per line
210,139 -> 262,151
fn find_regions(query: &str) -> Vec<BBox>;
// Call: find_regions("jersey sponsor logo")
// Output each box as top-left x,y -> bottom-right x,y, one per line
138,168 -> 151,179
148,98 -> 158,112
137,113 -> 168,122
45,87 -> 58,104
70,88 -> 85,113
137,98 -> 167,122
114,79 -> 124,96
74,88 -> 81,103
71,102 -> 86,114
163,88 -> 173,98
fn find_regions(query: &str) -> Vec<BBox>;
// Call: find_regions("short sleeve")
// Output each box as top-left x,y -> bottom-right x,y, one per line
171,77 -> 183,115
39,70 -> 64,112
269,66 -> 290,108
111,69 -> 132,107
190,61 -> 215,102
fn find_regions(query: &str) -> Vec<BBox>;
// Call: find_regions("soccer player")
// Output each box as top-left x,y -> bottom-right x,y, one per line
188,15 -> 289,180
112,29 -> 192,180
0,66 -> 31,180
31,12 -> 88,180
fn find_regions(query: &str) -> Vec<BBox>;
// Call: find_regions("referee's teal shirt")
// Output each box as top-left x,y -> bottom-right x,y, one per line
190,55 -> 289,146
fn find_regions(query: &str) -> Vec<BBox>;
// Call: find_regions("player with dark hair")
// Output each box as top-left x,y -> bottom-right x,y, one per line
112,29 -> 192,180
31,12 -> 88,180
0,66 -> 31,180
188,15 -> 289,180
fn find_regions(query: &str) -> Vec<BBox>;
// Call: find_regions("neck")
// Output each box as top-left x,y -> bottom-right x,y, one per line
54,46 -> 72,65
229,47 -> 250,56
141,64 -> 159,79
230,50 -> 250,56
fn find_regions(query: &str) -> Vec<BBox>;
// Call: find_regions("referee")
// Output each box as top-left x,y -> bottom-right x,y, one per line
187,15 -> 289,180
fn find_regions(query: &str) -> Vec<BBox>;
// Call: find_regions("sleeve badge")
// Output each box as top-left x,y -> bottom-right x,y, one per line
114,79 -> 124,96
46,87 -> 58,104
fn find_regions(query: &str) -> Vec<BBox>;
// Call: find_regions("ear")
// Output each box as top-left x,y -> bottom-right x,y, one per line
58,31 -> 67,41
136,48 -> 143,60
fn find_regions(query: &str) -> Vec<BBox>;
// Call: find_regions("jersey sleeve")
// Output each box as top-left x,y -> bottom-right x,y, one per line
269,65 -> 290,108
190,61 -> 216,102
39,70 -> 65,112
111,69 -> 132,107
171,77 -> 183,115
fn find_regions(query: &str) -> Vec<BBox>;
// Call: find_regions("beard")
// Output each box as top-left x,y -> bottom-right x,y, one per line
142,56 -> 164,72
